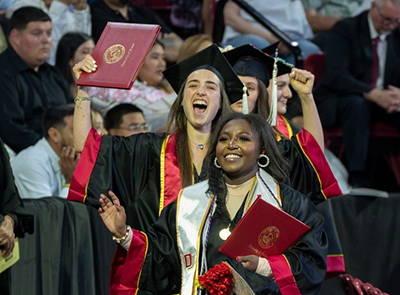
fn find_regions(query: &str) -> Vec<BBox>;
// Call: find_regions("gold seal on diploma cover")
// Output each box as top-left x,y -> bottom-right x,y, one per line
104,44 -> 125,64
258,226 -> 280,249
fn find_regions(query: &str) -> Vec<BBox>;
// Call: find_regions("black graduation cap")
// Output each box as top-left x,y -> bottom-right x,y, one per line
163,44 -> 244,104
223,44 -> 293,87
261,42 -> 280,56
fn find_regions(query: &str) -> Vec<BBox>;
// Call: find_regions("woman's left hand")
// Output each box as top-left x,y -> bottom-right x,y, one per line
98,191 -> 127,238
236,255 -> 259,272
289,68 -> 314,96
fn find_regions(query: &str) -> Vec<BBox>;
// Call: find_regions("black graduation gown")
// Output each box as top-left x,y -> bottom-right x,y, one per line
109,182 -> 327,295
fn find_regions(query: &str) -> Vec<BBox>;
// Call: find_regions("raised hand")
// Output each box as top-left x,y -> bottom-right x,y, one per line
98,191 -> 127,238
289,68 -> 315,96
72,54 -> 97,80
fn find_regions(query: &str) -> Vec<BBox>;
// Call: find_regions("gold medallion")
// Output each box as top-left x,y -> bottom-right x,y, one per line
219,228 -> 231,240
258,226 -> 280,249
103,44 -> 125,64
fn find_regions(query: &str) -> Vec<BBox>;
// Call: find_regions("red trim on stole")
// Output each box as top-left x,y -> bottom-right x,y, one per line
326,255 -> 346,279
163,132 -> 182,208
296,130 -> 342,199
110,230 -> 148,295
67,128 -> 102,203
267,255 -> 301,295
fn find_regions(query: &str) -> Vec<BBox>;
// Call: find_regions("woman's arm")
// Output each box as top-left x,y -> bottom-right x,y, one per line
290,69 -> 324,150
72,55 -> 97,152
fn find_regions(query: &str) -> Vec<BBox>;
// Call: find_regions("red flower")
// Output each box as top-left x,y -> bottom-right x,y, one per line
196,262 -> 234,295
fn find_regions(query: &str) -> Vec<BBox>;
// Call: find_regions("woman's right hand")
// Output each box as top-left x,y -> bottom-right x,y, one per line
72,54 -> 97,80
98,190 -> 127,238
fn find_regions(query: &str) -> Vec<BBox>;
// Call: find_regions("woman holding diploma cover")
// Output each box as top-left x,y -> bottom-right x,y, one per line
69,44 -> 244,232
98,112 -> 327,294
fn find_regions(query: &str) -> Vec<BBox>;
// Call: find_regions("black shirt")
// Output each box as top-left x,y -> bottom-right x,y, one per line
90,0 -> 172,42
0,46 -> 73,153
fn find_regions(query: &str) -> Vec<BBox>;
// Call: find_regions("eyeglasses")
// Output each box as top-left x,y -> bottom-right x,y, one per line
376,6 -> 400,25
119,123 -> 151,132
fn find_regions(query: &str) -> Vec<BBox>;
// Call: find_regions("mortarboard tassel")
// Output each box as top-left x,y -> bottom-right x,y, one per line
242,85 -> 249,114
267,50 -> 279,126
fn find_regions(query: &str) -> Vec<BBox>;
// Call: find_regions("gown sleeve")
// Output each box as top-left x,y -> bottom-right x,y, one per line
68,128 -> 166,230
0,138 -> 33,238
277,129 -> 342,205
266,184 -> 328,295
110,201 -> 182,295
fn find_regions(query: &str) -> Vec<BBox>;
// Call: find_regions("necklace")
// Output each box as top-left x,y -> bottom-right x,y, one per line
219,177 -> 257,240
188,138 -> 209,150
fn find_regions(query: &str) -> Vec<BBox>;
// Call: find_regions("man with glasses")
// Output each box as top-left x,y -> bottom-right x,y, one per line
104,103 -> 150,136
314,0 -> 400,188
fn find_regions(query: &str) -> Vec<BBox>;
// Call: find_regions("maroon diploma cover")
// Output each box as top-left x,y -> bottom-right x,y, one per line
77,22 -> 161,89
219,198 -> 311,258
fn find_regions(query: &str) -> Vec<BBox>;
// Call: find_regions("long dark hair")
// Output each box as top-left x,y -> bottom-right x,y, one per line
55,32 -> 93,86
166,76 -> 232,188
252,78 -> 270,119
206,113 -> 290,221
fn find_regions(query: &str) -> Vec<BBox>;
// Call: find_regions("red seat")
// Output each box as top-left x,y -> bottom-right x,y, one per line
130,0 -> 171,10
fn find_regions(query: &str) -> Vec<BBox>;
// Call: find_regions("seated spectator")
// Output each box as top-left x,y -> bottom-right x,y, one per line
55,32 -> 95,97
6,0 -> 91,65
91,40 -> 176,132
104,103 -> 149,136
91,108 -> 108,135
0,7 -> 73,153
313,0 -> 400,188
90,0 -> 182,62
11,105 -> 79,199
302,0 -> 364,33
222,0 -> 321,64
177,33 -> 213,62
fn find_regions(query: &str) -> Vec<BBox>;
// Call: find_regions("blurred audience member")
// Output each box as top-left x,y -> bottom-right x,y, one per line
91,41 -> 176,132
90,0 -> 182,62
6,0 -> 91,65
11,105 -> 79,199
0,7 -> 73,153
104,103 -> 149,136
91,108 -> 108,135
55,32 -> 95,97
302,0 -> 364,33
222,0 -> 321,64
314,0 -> 400,188
177,33 -> 212,62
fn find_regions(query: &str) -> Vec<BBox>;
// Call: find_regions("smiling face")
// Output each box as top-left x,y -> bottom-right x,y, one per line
181,69 -> 222,130
267,74 -> 292,115
231,76 -> 259,113
216,119 -> 262,184
11,21 -> 52,70
138,43 -> 166,86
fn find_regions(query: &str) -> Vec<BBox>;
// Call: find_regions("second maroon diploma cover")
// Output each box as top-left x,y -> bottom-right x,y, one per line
77,22 -> 161,89
219,198 -> 311,258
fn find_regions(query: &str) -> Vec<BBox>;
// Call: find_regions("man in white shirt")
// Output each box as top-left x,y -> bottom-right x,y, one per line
11,105 -> 80,198
222,0 -> 321,64
6,0 -> 91,65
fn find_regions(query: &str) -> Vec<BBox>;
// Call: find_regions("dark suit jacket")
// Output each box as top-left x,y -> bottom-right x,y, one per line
314,11 -> 400,105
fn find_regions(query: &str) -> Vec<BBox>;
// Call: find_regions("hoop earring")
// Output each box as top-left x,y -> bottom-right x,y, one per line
214,157 -> 221,169
258,154 -> 270,168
